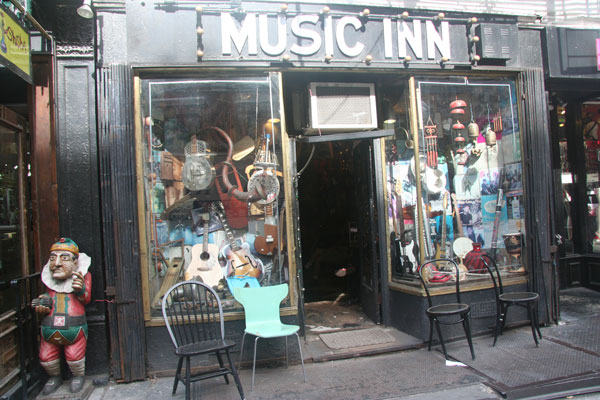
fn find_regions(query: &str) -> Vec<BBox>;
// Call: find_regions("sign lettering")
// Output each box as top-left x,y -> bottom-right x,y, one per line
0,7 -> 31,82
219,12 -> 452,62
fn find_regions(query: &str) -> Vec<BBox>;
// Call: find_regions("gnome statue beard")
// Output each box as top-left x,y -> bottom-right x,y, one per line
33,238 -> 92,395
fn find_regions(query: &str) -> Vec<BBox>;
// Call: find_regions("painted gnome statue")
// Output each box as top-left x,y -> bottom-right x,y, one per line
31,238 -> 92,395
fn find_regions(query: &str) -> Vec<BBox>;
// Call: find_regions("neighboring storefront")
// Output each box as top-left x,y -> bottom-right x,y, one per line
91,1 -> 554,378
544,26 -> 600,292
0,3 -> 57,398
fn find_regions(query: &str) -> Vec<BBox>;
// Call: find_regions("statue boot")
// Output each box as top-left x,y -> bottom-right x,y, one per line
68,358 -> 86,393
40,359 -> 62,395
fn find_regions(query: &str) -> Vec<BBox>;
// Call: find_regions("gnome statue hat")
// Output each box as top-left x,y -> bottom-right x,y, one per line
41,238 -> 91,293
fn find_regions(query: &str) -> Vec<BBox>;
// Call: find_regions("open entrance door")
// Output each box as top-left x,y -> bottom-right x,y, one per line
353,140 -> 381,323
296,135 -> 383,332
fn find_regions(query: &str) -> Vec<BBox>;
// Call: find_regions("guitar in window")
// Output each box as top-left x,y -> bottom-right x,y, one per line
215,202 -> 263,279
254,203 -> 279,256
434,192 -> 451,270
184,211 -> 223,287
450,193 -> 471,279
489,169 -> 505,261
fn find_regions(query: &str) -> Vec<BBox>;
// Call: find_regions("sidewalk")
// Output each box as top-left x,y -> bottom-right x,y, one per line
83,287 -> 600,399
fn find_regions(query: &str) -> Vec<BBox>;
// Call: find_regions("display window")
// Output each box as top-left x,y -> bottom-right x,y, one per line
581,101 -> 600,253
384,76 -> 526,287
137,73 -> 290,319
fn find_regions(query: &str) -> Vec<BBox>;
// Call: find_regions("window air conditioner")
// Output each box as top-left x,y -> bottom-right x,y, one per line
308,82 -> 378,132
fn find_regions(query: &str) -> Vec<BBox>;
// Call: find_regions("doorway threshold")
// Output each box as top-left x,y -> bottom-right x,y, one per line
302,300 -> 422,363
303,325 -> 422,363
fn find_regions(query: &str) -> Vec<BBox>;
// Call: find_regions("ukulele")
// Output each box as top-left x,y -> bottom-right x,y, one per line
450,193 -> 471,279
215,202 -> 263,279
254,203 -> 279,256
184,212 -> 223,287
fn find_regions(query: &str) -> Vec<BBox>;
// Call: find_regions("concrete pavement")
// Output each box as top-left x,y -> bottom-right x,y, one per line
61,287 -> 600,399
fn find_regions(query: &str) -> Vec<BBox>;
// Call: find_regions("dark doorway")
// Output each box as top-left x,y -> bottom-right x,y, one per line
297,139 -> 378,330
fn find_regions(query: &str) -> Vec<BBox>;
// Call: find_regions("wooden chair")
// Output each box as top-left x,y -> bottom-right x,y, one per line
418,258 -> 475,360
480,254 -> 542,346
162,281 -> 244,400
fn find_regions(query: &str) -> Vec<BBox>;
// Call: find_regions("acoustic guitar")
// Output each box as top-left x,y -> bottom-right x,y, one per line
254,203 -> 278,256
215,202 -> 263,279
184,212 -> 223,287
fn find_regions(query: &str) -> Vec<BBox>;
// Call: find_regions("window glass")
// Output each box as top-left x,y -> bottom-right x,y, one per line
139,74 -> 288,317
583,102 -> 600,253
0,123 -> 27,314
385,76 -> 526,285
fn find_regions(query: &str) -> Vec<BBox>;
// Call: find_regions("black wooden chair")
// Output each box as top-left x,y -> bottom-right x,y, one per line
162,281 -> 245,400
480,254 -> 542,347
418,258 -> 475,360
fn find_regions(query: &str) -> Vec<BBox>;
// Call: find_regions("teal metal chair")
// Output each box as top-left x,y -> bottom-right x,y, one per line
234,284 -> 306,390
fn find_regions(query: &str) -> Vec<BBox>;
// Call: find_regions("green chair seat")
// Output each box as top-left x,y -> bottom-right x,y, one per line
244,322 -> 300,339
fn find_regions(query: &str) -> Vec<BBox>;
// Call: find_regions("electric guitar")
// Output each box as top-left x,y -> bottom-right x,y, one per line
254,203 -> 279,256
215,202 -> 263,279
184,212 -> 223,287
389,179 -> 404,276
401,231 -> 418,274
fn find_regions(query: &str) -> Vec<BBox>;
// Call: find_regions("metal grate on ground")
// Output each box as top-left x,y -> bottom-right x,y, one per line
445,329 -> 600,389
544,316 -> 600,355
319,327 -> 396,350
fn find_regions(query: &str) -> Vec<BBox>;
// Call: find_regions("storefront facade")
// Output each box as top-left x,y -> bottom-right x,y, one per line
84,1 -> 556,379
544,26 -> 600,291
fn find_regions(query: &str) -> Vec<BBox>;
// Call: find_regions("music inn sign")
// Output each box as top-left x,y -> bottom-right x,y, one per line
189,6 -> 519,67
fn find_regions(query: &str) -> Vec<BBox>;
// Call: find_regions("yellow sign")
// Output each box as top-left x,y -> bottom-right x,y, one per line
0,7 -> 31,82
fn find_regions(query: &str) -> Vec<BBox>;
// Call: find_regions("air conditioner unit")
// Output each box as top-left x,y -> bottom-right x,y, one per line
308,82 -> 378,132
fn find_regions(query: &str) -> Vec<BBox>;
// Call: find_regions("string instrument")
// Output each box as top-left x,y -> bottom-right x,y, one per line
401,231 -> 417,274
254,203 -> 279,256
247,129 -> 280,206
181,135 -> 214,191
215,202 -> 263,279
389,179 -> 405,276
184,212 -> 223,287
434,192 -> 450,270
420,198 -> 434,260
450,193 -> 471,280
489,169 -> 505,260
151,239 -> 185,307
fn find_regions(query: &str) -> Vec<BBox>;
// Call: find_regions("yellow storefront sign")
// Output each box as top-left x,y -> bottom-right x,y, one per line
1,7 -> 31,82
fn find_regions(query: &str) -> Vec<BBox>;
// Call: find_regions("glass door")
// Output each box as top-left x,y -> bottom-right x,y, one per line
0,107 -> 30,397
